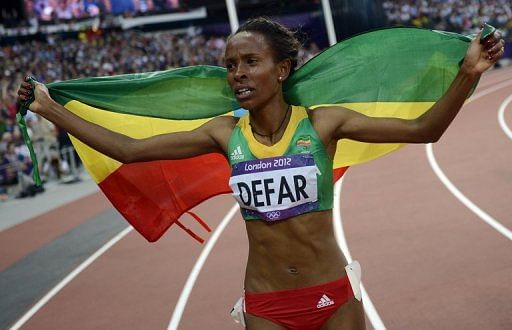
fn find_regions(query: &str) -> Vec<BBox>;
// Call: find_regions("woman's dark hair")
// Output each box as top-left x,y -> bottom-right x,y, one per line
234,17 -> 300,76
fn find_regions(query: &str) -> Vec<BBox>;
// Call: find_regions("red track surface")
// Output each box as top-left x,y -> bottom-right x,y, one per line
2,67 -> 511,329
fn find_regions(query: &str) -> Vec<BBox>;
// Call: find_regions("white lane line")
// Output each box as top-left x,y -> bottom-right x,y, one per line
168,203 -> 239,330
498,94 -> 512,141
334,179 -> 387,330
426,145 -> 512,240
9,226 -> 133,330
426,79 -> 512,241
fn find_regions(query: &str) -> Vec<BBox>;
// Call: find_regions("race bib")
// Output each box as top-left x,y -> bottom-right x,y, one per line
229,154 -> 319,222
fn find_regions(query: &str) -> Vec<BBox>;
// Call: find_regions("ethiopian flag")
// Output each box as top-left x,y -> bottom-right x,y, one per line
32,27 -> 483,242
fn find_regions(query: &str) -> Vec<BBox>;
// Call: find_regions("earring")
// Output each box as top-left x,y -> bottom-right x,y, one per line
279,76 -> 283,81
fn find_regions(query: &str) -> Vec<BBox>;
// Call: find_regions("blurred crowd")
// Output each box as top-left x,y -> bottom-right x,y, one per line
383,0 -> 512,38
0,111 -> 58,200
2,30 -> 229,82
28,0 -> 182,21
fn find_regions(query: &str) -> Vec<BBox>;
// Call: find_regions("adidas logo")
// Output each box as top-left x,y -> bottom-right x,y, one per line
230,145 -> 244,160
316,294 -> 334,308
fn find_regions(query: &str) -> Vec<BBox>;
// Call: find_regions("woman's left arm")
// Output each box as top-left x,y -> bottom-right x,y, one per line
327,30 -> 505,144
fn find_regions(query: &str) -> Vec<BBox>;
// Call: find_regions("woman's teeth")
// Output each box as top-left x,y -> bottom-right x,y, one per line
237,88 -> 251,96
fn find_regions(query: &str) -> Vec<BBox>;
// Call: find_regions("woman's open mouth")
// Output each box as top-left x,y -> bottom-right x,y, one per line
235,87 -> 254,100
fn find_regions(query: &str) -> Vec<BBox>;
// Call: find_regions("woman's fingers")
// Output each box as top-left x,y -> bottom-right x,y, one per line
483,30 -> 502,49
18,88 -> 28,97
488,30 -> 502,43
489,39 -> 505,52
17,88 -> 32,99
482,31 -> 504,61
21,81 -> 33,89
490,45 -> 505,61
19,86 -> 33,94
17,77 -> 38,102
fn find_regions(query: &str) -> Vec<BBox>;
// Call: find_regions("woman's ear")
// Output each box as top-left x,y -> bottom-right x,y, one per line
278,59 -> 292,82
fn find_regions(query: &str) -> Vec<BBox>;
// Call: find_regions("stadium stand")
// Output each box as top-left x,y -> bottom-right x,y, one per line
382,0 -> 511,38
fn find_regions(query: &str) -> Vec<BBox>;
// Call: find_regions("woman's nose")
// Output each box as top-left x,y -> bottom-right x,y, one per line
234,65 -> 247,80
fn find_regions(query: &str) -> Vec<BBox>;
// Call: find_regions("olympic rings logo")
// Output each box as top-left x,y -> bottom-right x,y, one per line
266,211 -> 281,220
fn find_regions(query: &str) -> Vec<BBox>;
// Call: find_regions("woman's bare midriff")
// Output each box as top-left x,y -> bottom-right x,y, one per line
244,209 -> 348,293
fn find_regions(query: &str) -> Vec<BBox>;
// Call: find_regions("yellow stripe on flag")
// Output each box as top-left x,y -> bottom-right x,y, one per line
64,100 -> 227,183
311,102 -> 435,168
64,99 -> 433,182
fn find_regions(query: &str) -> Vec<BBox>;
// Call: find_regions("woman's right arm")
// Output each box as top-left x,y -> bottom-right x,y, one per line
18,81 -> 228,163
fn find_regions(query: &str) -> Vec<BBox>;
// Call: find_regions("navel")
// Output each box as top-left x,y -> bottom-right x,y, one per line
287,266 -> 299,275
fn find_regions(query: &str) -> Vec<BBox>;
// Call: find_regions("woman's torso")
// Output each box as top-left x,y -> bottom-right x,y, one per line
218,106 -> 347,293
244,211 -> 347,292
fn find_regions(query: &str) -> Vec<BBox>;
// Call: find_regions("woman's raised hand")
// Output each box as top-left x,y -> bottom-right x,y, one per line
462,29 -> 505,76
17,77 -> 54,115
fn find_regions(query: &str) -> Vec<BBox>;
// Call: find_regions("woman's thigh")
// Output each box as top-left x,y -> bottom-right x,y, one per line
244,312 -> 286,330
322,298 -> 365,330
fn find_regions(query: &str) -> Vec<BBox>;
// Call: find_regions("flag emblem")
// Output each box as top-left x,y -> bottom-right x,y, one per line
296,135 -> 312,153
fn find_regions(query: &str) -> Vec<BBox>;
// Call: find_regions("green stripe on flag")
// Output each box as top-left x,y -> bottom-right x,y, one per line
285,27 -> 473,105
49,66 -> 237,120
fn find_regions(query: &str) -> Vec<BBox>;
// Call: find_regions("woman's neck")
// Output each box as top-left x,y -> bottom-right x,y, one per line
249,100 -> 291,145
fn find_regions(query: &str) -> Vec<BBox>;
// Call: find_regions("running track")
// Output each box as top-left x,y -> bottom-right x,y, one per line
1,67 -> 511,329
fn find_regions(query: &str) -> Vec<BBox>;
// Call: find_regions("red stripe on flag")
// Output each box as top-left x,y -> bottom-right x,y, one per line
98,153 -> 231,242
333,167 -> 349,182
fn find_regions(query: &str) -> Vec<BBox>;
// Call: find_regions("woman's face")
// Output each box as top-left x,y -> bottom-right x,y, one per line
224,31 -> 286,110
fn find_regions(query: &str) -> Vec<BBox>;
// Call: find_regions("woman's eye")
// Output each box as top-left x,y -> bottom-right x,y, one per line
247,59 -> 257,65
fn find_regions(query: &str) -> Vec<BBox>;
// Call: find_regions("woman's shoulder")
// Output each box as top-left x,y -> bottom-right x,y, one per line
303,105 -> 354,144
198,115 -> 239,152
210,115 -> 239,129
305,105 -> 351,123
205,115 -> 239,141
